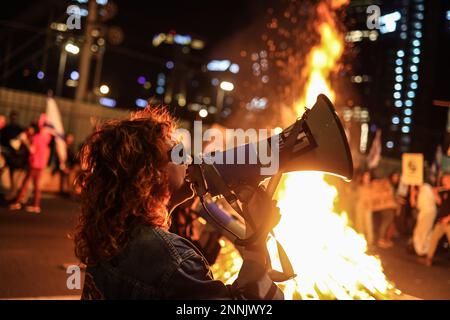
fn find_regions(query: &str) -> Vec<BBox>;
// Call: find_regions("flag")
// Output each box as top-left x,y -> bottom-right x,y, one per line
46,97 -> 67,165
367,128 -> 382,169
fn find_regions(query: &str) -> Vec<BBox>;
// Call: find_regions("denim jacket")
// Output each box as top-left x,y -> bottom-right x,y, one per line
81,224 -> 284,300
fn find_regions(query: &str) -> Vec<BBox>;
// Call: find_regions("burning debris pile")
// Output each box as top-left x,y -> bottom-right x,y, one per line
270,172 -> 398,299
210,0 -> 401,300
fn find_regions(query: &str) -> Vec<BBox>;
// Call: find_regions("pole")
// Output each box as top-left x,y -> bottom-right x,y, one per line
56,49 -> 67,96
216,88 -> 225,114
75,0 -> 97,102
92,44 -> 105,100
41,12 -> 53,75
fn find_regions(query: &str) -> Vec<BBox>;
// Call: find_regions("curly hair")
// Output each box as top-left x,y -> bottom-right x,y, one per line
74,107 -> 175,265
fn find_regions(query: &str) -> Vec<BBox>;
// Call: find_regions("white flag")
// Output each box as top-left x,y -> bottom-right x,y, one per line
46,97 -> 67,164
367,129 -> 382,169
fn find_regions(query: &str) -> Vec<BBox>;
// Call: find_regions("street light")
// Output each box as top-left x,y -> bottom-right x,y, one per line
70,71 -> 80,81
216,81 -> 235,116
56,42 -> 80,96
199,109 -> 208,118
64,43 -> 80,55
220,81 -> 234,91
99,84 -> 110,95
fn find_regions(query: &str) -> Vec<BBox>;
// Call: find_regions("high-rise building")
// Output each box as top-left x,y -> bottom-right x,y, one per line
344,0 -> 449,161
342,0 -> 382,165
380,0 -> 424,155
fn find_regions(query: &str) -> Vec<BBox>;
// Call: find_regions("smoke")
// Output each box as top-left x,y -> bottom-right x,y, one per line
208,0 -> 350,129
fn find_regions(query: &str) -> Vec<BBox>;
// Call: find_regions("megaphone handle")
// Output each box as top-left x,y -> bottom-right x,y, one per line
266,172 -> 282,198
233,173 -> 283,247
261,172 -> 298,283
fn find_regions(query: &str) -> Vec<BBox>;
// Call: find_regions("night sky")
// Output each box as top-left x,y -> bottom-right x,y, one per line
0,0 -> 266,103
0,0 -> 264,46
1,0 -> 449,161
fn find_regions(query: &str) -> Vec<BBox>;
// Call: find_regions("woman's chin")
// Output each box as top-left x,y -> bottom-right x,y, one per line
168,181 -> 193,208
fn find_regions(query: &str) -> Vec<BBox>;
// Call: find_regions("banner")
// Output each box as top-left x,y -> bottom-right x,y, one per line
370,179 -> 397,212
442,155 -> 450,174
401,153 -> 424,186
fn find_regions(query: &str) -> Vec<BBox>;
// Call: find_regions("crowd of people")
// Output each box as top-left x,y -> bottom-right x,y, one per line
1,109 -> 448,267
346,169 -> 450,267
0,111 -> 79,214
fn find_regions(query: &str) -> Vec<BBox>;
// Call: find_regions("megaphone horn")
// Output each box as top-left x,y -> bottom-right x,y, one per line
203,94 -> 353,199
181,93 -> 353,247
281,94 -> 353,181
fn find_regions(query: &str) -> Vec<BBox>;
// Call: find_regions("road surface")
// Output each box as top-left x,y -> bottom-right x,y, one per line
0,194 -> 449,299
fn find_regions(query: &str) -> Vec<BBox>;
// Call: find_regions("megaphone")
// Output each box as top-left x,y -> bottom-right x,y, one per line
167,94 -> 353,282
180,94 -> 353,242
178,94 -> 353,245
195,94 -> 352,196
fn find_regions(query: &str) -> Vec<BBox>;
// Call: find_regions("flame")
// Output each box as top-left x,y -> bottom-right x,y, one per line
212,0 -> 398,299
270,173 -> 395,299
269,0 -> 396,299
295,2 -> 344,113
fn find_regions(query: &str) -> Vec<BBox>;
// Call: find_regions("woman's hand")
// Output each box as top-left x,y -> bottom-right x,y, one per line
240,186 -> 280,267
410,186 -> 418,208
241,186 -> 280,237
433,188 -> 442,206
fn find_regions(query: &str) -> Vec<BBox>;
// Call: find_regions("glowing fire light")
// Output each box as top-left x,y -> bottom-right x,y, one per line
295,2 -> 344,113
268,0 -> 396,299
269,172 -> 395,299
212,0 -> 398,299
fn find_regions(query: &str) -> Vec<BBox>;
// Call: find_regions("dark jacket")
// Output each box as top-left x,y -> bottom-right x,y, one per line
81,224 -> 283,300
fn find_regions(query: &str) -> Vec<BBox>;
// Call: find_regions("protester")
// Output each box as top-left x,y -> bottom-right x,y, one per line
410,177 -> 437,256
355,170 -> 374,246
376,174 -> 398,249
52,133 -> 77,196
0,114 -> 6,188
0,111 -> 23,148
419,172 -> 450,266
0,111 -> 25,198
62,133 -> 78,194
74,108 -> 283,299
391,174 -> 413,237
9,115 -> 52,213
0,114 -> 5,137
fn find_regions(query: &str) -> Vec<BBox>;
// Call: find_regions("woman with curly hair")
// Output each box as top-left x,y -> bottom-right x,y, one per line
74,107 -> 283,300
